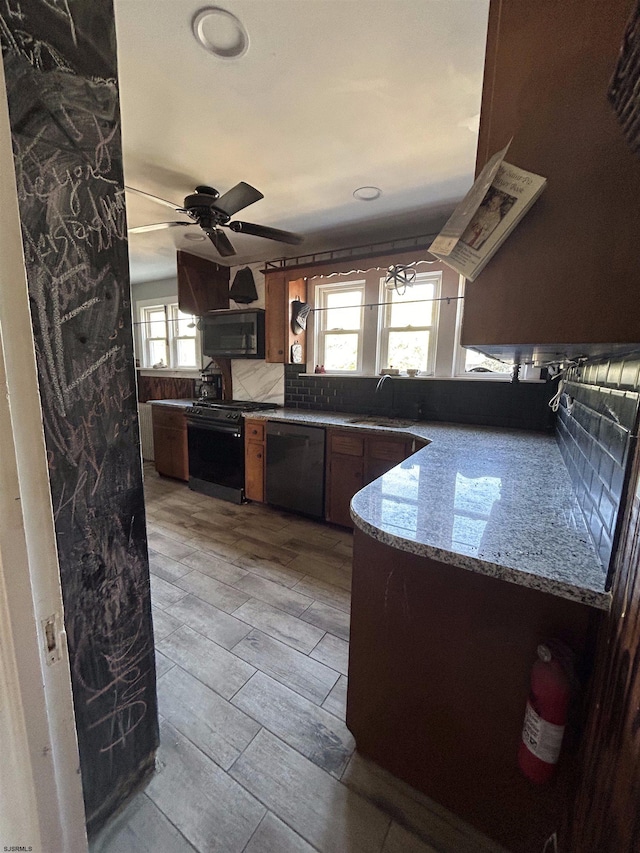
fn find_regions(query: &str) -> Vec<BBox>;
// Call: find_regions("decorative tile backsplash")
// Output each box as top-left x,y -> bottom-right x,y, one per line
284,365 -> 555,431
556,352 -> 640,580
232,360 -> 284,405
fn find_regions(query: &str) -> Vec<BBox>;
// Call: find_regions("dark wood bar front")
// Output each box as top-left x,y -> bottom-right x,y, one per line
347,529 -> 601,853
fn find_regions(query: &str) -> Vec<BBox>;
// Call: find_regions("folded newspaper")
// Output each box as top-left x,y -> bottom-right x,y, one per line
430,142 -> 546,281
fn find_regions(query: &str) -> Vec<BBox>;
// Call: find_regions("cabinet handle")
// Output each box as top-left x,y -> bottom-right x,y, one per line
257,453 -> 262,459
251,429 -> 258,435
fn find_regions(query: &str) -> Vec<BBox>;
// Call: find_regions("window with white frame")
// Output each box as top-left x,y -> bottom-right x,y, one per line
313,269 -> 443,376
310,263 -> 516,379
378,274 -> 440,374
315,281 -> 365,372
138,302 -> 199,369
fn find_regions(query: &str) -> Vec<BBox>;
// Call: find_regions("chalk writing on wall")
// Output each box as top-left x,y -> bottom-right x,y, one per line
0,0 -> 158,832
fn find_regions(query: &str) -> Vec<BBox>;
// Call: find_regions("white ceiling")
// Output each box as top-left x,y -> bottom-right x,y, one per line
114,0 -> 489,283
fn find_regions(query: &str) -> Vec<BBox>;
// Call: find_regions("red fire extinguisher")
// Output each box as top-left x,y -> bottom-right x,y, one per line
518,642 -> 573,784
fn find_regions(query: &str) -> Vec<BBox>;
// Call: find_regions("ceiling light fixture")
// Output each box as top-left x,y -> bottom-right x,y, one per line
183,232 -> 206,242
353,186 -> 382,202
192,7 -> 249,59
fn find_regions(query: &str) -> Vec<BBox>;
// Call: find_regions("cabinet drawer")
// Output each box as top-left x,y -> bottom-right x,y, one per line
367,437 -> 409,463
245,420 -> 265,442
151,405 -> 187,430
330,431 -> 364,457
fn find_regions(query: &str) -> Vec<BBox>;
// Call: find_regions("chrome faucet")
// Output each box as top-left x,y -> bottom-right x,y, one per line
375,374 -> 391,393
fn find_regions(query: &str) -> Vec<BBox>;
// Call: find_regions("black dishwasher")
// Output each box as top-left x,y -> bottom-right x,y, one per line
265,422 -> 325,518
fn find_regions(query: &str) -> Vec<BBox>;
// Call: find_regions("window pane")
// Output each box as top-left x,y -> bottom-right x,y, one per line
387,330 -> 430,372
464,348 -> 511,374
175,309 -> 196,337
149,339 -> 167,365
146,309 -> 166,338
388,281 -> 435,327
175,338 -> 197,367
324,290 -> 362,330
324,333 -> 359,371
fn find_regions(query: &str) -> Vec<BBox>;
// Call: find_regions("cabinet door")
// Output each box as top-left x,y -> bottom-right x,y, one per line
174,424 -> 189,481
326,453 -> 364,528
153,426 -> 176,478
265,273 -> 286,362
153,426 -> 188,481
364,436 -> 411,484
264,273 -> 307,363
245,441 -> 265,502
461,0 -> 640,353
177,250 -> 229,315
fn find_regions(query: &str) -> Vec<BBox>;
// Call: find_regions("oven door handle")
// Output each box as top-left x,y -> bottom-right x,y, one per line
186,420 -> 242,437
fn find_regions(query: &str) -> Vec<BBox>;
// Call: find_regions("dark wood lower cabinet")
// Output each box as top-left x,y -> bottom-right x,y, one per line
326,453 -> 364,527
244,419 -> 265,502
151,405 -> 188,481
325,429 -> 414,527
347,529 -> 601,853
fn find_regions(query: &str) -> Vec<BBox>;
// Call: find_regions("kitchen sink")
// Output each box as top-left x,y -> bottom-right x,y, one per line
347,416 -> 418,428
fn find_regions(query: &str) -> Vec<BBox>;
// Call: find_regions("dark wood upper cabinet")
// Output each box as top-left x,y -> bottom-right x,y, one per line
461,0 -> 640,361
264,271 -> 307,363
177,250 -> 230,316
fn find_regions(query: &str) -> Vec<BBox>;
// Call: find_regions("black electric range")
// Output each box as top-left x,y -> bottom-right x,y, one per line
185,400 -> 279,503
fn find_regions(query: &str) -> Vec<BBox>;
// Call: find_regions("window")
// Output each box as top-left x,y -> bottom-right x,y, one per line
138,302 -> 199,369
169,305 -> 199,368
315,282 -> 365,372
460,347 -> 511,375
378,274 -> 440,374
313,269 -> 445,376
309,262 -> 517,379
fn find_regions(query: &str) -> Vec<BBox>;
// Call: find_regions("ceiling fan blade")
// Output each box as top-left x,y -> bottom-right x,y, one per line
207,228 -> 236,257
124,185 -> 181,211
228,220 -> 303,245
214,182 -> 264,216
128,222 -> 195,234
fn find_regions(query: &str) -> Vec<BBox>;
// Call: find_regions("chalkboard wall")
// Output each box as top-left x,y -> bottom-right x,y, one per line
0,0 -> 158,833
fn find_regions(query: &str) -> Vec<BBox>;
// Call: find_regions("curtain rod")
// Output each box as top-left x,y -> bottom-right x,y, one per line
312,295 -> 463,312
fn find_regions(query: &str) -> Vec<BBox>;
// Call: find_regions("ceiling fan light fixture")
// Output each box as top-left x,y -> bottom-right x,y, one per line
353,186 -> 382,202
192,7 -> 249,59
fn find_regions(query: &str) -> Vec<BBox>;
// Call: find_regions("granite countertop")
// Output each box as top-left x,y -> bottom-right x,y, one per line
248,409 -> 610,610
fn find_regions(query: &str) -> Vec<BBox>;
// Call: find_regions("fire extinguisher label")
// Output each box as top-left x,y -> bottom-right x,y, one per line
521,702 -> 565,764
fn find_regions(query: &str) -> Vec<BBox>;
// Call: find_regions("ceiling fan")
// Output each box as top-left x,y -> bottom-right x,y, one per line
125,182 -> 303,257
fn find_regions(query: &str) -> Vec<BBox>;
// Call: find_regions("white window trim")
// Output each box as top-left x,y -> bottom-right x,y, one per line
309,264 -> 459,378
314,280 -> 366,374
377,272 -> 441,377
135,296 -> 201,372
306,265 -> 539,380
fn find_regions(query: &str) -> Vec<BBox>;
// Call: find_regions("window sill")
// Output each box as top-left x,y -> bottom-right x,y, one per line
298,373 -> 543,382
137,368 -> 201,379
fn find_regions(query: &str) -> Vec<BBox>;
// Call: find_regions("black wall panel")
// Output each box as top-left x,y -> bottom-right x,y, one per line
0,0 -> 158,833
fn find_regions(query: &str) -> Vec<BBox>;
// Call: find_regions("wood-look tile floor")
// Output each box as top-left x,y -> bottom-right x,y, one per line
90,468 -> 508,853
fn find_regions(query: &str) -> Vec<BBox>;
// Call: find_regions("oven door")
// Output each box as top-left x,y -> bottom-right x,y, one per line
186,419 -> 245,503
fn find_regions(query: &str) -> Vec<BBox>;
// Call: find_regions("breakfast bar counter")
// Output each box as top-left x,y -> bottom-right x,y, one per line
250,409 -> 609,609
249,410 -> 609,851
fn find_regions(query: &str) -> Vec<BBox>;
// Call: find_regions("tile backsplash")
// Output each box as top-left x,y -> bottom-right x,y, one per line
232,360 -> 284,405
556,353 -> 640,580
284,365 -> 555,431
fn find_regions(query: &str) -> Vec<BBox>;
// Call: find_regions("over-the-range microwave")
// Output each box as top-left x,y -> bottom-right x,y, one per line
201,308 -> 265,359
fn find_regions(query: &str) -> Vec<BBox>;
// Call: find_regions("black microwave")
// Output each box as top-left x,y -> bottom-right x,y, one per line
201,309 -> 265,359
